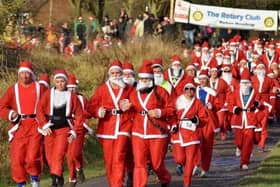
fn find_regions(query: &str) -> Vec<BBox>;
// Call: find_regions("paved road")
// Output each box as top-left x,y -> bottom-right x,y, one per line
77,123 -> 280,187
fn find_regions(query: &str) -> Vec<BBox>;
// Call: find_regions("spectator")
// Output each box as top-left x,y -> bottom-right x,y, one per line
143,12 -> 153,36
209,31 -> 220,48
74,16 -> 88,51
88,16 -> 99,40
117,17 -> 127,41
119,8 -> 129,22
134,14 -> 144,40
61,22 -> 71,50
182,23 -> 197,48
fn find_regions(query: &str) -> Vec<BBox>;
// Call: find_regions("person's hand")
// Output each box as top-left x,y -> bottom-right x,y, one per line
98,107 -> 106,118
43,128 -> 52,136
234,107 -> 242,114
170,125 -> 178,133
68,134 -> 74,143
190,115 -> 198,124
148,109 -> 161,118
119,99 -> 131,112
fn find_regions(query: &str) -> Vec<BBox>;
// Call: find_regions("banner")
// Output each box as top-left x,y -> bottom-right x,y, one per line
188,3 -> 278,31
174,0 -> 190,23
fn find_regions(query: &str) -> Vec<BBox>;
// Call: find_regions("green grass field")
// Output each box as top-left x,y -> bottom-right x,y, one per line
239,142 -> 280,187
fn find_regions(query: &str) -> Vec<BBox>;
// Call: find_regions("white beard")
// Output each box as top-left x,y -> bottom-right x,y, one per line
202,53 -> 210,62
123,77 -> 135,86
154,73 -> 164,85
256,69 -> 266,81
109,77 -> 126,88
257,48 -> 263,55
137,80 -> 153,91
268,50 -> 275,56
240,84 -> 251,95
195,51 -> 201,57
172,67 -> 181,77
222,73 -> 232,84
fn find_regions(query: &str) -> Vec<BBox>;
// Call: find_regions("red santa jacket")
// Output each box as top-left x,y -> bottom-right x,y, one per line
77,94 -> 93,134
0,81 -> 42,141
210,78 -> 231,111
36,88 -> 84,138
192,56 -> 218,70
228,88 -> 261,129
251,75 -> 275,112
129,86 -> 176,139
164,69 -> 188,96
261,52 -> 279,69
171,95 -> 207,146
87,81 -> 133,139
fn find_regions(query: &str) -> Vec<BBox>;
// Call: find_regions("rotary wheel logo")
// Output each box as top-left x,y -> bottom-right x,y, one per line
264,17 -> 274,28
193,11 -> 203,21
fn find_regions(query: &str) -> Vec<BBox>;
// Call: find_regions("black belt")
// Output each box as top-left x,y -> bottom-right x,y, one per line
140,110 -> 148,116
46,115 -> 73,121
139,110 -> 167,134
242,108 -> 256,112
106,109 -> 123,115
20,114 -> 36,119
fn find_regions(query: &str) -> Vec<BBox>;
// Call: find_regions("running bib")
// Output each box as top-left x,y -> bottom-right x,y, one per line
181,120 -> 196,131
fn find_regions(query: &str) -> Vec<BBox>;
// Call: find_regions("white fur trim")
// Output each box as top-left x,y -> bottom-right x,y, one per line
263,101 -> 272,113
8,110 -> 16,121
132,132 -> 168,139
42,122 -> 54,130
67,84 -> 78,88
69,130 -> 77,139
123,69 -> 134,74
184,83 -> 196,89
202,87 -> 217,96
138,73 -> 154,79
18,67 -> 33,74
54,73 -> 68,81
254,128 -> 262,132
172,61 -> 181,65
109,65 -> 122,73
214,128 -> 220,133
39,80 -> 49,88
83,123 -> 93,134
198,75 -> 209,79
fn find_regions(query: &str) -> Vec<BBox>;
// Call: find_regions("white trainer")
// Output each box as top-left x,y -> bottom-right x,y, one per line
235,147 -> 241,157
200,170 -> 207,177
31,181 -> 40,187
242,164 -> 248,170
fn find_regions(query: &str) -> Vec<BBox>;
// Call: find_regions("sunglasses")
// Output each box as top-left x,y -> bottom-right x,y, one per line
185,87 -> 195,91
223,70 -> 231,73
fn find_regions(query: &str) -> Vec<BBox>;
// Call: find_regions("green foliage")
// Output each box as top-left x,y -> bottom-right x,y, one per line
239,142 -> 280,187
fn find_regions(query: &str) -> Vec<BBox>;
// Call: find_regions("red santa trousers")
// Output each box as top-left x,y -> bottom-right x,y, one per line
200,128 -> 215,172
132,136 -> 171,187
256,110 -> 268,149
217,111 -> 228,138
99,136 -> 128,187
234,128 -> 254,166
172,143 -> 186,165
125,138 -> 134,173
44,127 -> 70,177
10,132 -> 42,183
67,131 -> 86,181
183,144 -> 199,187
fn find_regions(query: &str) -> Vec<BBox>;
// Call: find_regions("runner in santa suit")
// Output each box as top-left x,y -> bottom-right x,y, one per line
261,41 -> 279,69
122,60 -> 137,87
129,60 -> 175,187
164,54 -> 188,95
209,64 -> 231,141
87,60 -> 133,187
229,38 -> 246,65
228,68 -> 266,169
251,61 -> 275,152
0,61 -> 43,187
38,73 -> 50,93
37,69 -> 84,187
191,41 -> 218,71
66,74 -> 93,187
195,69 -> 221,177
175,77 -> 208,187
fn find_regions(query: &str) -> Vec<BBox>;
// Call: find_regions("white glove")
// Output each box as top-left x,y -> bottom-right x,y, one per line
98,107 -> 106,118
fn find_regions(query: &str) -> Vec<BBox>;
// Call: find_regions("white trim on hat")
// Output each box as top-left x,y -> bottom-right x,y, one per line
109,65 -> 122,73
185,64 -> 196,70
210,68 -> 218,71
123,69 -> 134,74
256,63 -> 265,68
198,74 -> 209,79
184,83 -> 196,89
54,73 -> 68,81
240,79 -> 251,83
39,80 -> 50,88
18,67 -> 33,74
138,73 -> 154,79
151,64 -> 163,69
171,61 -> 181,66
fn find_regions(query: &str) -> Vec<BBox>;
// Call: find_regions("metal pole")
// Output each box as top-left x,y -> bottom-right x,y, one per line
170,0 -> 174,20
49,0 -> 53,24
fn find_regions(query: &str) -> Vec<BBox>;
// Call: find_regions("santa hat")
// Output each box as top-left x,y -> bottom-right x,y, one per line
229,38 -> 236,46
171,54 -> 181,65
183,77 -> 196,90
67,74 -> 79,88
38,73 -> 50,88
108,60 -> 122,73
240,68 -> 251,82
223,50 -> 231,58
54,69 -> 68,81
233,34 -> 241,43
276,40 -> 280,46
214,49 -> 223,56
198,69 -> 209,79
255,61 -> 265,68
268,40 -> 275,47
194,43 -> 200,49
18,61 -> 34,75
201,41 -> 209,50
252,51 -> 259,57
221,64 -> 231,71
123,61 -> 134,74
138,59 -> 154,79
256,41 -> 263,47
152,58 -> 163,69
209,64 -> 218,71
185,63 -> 196,71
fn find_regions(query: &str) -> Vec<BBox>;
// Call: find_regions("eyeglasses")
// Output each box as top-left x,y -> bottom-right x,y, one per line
185,87 -> 195,91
